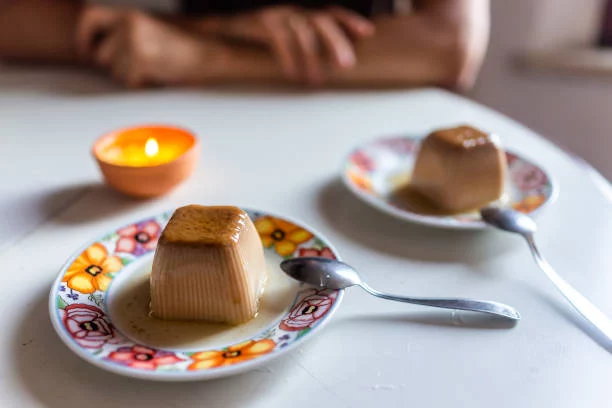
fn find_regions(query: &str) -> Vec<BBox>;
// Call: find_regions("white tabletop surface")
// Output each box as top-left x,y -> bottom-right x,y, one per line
0,66 -> 611,408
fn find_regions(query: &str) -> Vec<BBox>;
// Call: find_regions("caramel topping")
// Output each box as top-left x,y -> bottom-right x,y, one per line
429,125 -> 494,149
161,205 -> 247,245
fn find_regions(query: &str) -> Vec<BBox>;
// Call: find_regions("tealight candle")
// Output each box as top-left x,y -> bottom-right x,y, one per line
93,125 -> 199,198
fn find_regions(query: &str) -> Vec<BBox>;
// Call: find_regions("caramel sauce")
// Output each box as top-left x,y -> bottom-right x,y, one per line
390,183 -> 462,216
109,254 -> 298,350
390,181 -> 509,217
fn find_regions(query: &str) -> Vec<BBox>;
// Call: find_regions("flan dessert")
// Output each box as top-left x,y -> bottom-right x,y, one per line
410,126 -> 507,213
150,205 -> 267,324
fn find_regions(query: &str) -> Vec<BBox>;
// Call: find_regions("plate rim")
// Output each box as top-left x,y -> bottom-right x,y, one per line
341,135 -> 560,230
49,208 -> 344,381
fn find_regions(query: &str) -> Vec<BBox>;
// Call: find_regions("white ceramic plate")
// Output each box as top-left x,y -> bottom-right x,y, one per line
342,135 -> 558,230
49,209 -> 342,381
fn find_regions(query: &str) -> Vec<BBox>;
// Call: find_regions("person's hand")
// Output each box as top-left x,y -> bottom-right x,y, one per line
204,6 -> 375,85
77,6 -> 220,88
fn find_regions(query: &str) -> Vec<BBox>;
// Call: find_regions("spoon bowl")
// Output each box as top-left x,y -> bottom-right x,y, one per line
281,257 -> 361,290
480,207 -> 537,235
281,257 -> 521,321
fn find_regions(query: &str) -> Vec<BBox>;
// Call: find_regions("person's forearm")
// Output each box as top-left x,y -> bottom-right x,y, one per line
330,13 -> 469,88
331,4 -> 488,90
0,0 -> 84,63
195,7 -> 488,89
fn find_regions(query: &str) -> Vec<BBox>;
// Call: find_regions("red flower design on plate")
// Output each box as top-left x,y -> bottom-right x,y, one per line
298,247 -> 336,259
107,345 -> 183,370
512,164 -> 547,191
351,151 -> 375,172
115,220 -> 161,256
506,152 -> 519,166
280,289 -> 337,331
62,304 -> 117,349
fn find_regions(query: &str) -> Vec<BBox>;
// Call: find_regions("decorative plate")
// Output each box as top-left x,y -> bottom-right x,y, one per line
49,209 -> 342,381
342,135 -> 558,230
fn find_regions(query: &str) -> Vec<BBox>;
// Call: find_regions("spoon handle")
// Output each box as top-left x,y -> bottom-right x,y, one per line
359,283 -> 521,320
524,234 -> 612,341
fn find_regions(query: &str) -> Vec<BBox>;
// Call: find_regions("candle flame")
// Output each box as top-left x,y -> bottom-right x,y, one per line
145,138 -> 159,157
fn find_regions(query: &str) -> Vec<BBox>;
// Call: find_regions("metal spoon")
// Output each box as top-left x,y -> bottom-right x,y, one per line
481,206 -> 612,341
280,257 -> 521,320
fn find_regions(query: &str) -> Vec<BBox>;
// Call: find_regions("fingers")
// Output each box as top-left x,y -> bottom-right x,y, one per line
94,30 -> 120,67
288,15 -> 323,85
110,48 -> 144,89
92,20 -> 141,88
276,7 -> 371,84
267,22 -> 299,80
327,6 -> 375,38
76,5 -> 121,57
310,13 -> 356,69
123,67 -> 145,89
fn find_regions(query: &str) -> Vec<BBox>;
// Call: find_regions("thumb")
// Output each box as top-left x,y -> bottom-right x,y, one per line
76,4 -> 122,57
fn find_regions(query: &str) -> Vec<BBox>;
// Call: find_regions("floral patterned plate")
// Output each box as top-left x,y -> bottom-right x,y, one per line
49,209 -> 342,381
343,135 -> 558,230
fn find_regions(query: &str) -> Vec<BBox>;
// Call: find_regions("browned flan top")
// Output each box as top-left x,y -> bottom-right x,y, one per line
160,205 -> 248,246
428,125 -> 497,150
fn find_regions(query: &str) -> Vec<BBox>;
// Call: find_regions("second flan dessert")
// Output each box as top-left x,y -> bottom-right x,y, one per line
150,205 -> 267,324
411,126 -> 507,213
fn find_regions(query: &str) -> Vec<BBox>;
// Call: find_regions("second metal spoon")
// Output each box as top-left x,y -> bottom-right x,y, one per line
481,206 -> 612,343
280,257 -> 521,320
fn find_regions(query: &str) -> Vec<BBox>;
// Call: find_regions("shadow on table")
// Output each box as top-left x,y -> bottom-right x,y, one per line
0,64 -> 125,96
1,63 -> 411,97
333,311 -> 518,330
40,182 -> 146,225
0,64 -> 331,97
517,282 -> 612,353
12,285 -> 292,408
317,178 -> 522,267
0,182 -> 145,252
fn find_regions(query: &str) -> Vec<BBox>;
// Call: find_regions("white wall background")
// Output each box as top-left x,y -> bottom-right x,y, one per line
471,0 -> 612,179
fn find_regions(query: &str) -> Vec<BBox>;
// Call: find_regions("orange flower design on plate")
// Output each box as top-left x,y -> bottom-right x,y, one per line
63,243 -> 122,294
188,339 -> 276,370
255,217 -> 313,257
348,171 -> 372,193
512,195 -> 546,214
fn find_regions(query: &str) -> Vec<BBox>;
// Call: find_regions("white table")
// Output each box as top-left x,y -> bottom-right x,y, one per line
1,66 -> 610,408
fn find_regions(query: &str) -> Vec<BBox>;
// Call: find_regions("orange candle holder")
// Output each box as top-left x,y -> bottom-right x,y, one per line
92,125 -> 199,198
